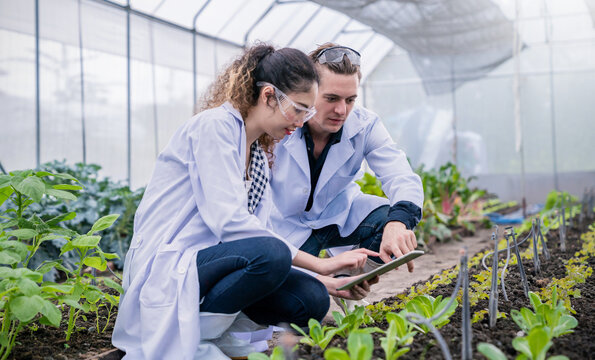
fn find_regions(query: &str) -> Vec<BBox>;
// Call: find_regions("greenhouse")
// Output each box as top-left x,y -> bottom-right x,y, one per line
1,0 -> 594,359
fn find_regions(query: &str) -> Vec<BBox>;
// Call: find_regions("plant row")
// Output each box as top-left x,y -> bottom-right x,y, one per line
0,169 -> 123,359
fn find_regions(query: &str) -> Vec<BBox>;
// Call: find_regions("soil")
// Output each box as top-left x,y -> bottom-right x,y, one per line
6,217 -> 593,360
294,219 -> 595,360
8,289 -> 124,360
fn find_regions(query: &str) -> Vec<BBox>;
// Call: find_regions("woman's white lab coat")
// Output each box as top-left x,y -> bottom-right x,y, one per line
112,102 -> 298,359
269,105 -> 424,249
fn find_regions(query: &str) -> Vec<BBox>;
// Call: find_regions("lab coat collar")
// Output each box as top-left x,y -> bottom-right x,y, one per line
281,127 -> 311,178
222,102 -> 244,125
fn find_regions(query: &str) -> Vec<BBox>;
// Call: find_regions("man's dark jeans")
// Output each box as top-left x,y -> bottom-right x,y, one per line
299,205 -> 389,264
196,237 -> 329,327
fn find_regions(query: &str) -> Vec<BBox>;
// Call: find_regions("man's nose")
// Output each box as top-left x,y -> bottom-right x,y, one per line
335,100 -> 346,115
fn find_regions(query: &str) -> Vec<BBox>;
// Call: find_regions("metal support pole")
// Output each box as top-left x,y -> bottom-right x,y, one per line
77,0 -> 87,164
35,0 -> 40,168
126,2 -> 131,185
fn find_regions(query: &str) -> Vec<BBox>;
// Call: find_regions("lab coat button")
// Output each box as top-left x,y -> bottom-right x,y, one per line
302,188 -> 309,194
177,266 -> 185,274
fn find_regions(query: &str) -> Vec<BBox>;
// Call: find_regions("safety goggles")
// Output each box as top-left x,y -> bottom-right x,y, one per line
256,81 -> 317,122
315,46 -> 361,66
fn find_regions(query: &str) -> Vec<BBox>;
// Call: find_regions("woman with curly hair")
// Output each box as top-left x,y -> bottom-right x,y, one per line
112,43 -> 378,360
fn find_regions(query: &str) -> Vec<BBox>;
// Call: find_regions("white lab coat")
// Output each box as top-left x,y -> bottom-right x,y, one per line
269,105 -> 424,249
112,102 -> 298,360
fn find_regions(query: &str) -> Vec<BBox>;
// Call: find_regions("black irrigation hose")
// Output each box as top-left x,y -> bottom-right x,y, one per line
405,249 -> 467,360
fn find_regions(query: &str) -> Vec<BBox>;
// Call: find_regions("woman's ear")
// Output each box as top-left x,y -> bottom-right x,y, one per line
259,85 -> 275,108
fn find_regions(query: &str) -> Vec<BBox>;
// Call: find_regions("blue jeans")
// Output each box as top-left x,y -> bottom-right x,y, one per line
196,237 -> 329,327
299,205 -> 388,264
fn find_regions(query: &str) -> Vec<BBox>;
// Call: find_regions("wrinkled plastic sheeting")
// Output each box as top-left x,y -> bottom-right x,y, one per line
311,0 -> 520,95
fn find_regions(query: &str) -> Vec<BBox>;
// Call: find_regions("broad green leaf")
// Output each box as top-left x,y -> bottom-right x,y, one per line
45,188 -> 77,201
41,284 -> 74,294
84,288 -> 103,304
7,228 -> 38,239
35,171 -> 54,178
59,241 -> 75,256
14,176 -> 45,202
0,240 -> 28,259
0,175 -> 11,188
52,184 -> 83,191
45,212 -> 77,226
98,250 -> 120,260
0,185 -> 13,207
477,342 -> 507,360
9,295 -> 44,322
88,214 -> 120,234
0,250 -> 21,265
323,348 -> 350,360
83,256 -> 107,271
247,353 -> 271,360
103,277 -> 124,294
72,235 -> 101,247
17,278 -> 40,296
52,172 -> 79,182
39,299 -> 62,327
347,330 -> 373,360
0,267 -> 42,282
40,234 -> 67,243
61,298 -> 84,311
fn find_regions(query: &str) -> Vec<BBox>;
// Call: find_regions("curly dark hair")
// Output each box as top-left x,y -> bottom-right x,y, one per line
198,42 -> 319,162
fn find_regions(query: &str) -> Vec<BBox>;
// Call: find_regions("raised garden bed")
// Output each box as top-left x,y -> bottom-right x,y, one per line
287,215 -> 594,360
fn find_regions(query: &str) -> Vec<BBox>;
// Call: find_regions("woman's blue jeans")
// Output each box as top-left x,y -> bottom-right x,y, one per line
196,237 -> 329,327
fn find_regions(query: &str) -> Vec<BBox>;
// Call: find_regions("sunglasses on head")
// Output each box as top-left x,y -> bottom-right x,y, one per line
315,46 -> 361,66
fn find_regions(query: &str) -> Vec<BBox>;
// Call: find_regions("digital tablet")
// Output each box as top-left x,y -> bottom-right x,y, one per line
336,250 -> 425,291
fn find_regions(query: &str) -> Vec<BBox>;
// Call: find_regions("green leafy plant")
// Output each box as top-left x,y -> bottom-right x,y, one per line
380,312 -> 416,360
248,346 -> 287,360
23,161 -> 144,272
400,294 -> 458,333
58,214 -> 121,340
0,169 -> 122,358
291,318 -> 344,350
332,304 -> 378,338
323,329 -> 374,360
477,342 -> 508,360
510,288 -> 577,339
512,327 -> 569,360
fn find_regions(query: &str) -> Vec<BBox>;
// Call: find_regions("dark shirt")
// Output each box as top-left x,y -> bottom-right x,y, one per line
302,123 -> 343,211
302,123 -> 422,229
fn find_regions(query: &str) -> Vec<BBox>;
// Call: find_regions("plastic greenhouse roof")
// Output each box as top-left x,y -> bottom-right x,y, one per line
103,0 -> 394,81
100,0 -> 595,90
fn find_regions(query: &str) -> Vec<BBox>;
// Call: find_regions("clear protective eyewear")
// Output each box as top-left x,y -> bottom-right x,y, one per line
256,81 -> 317,123
315,46 -> 361,66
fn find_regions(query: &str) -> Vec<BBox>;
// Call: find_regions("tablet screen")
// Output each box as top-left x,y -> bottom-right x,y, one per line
336,250 -> 425,291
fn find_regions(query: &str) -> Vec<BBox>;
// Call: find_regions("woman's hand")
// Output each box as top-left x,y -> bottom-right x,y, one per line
318,248 -> 380,276
292,248 -> 380,276
317,274 -> 379,300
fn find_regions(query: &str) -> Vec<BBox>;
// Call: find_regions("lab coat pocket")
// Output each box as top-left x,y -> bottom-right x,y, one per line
139,251 -> 182,307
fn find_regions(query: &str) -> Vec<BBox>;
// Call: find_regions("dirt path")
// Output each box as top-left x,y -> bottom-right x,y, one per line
325,228 -> 493,320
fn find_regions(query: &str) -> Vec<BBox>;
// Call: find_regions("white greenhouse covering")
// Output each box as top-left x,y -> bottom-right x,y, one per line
1,0 -> 594,202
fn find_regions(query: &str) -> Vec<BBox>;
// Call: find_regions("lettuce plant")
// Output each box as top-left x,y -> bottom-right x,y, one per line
401,294 -> 457,333
291,318 -> 345,350
323,329 -> 374,360
510,288 -> 577,339
512,327 -> 569,360
331,304 -> 378,338
380,312 -> 416,360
